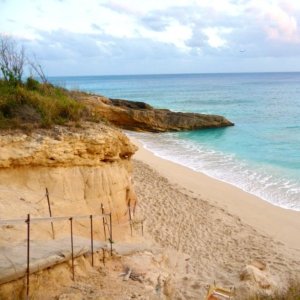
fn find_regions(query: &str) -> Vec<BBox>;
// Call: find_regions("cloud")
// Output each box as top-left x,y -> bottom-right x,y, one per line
91,23 -> 102,32
246,1 -> 300,44
3,0 -> 300,74
140,15 -> 171,32
180,0 -> 300,58
103,1 -> 143,16
18,29 -> 188,75
26,31 -> 108,60
186,29 -> 208,49
20,1 -> 300,75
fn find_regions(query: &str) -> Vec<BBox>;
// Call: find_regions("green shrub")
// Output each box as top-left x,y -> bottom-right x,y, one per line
25,77 -> 40,90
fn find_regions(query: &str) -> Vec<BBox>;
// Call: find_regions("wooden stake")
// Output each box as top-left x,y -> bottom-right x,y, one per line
109,213 -> 113,256
70,217 -> 75,280
90,215 -> 94,267
102,248 -> 106,266
45,188 -> 55,239
101,203 -> 107,240
128,200 -> 133,236
26,214 -> 30,300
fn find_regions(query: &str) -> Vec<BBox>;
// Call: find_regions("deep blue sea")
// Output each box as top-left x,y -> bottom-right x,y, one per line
50,73 -> 300,211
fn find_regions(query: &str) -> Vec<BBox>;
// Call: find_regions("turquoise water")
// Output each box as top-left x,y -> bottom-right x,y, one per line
50,73 -> 300,211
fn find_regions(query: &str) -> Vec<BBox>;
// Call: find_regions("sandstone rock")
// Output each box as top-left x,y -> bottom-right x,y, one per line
0,122 -> 137,168
240,264 -> 272,289
251,260 -> 267,271
0,123 -> 138,240
80,95 -> 234,132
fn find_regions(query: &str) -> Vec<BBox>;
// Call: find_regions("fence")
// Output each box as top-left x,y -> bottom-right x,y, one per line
0,212 -> 113,300
0,187 -> 145,299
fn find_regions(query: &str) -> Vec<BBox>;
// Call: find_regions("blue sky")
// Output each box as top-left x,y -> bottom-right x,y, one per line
1,0 -> 300,76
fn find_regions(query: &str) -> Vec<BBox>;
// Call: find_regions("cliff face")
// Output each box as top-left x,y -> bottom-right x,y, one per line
0,123 -> 137,242
0,123 -> 136,168
81,95 -> 234,132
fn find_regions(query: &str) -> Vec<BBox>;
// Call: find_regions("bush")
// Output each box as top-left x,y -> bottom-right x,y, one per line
0,79 -> 86,129
25,77 -> 40,91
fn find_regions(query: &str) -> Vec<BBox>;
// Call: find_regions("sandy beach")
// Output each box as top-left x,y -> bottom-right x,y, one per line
131,137 -> 300,297
1,134 -> 300,299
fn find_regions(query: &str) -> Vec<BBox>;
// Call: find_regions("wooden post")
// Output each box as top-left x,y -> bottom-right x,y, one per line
128,201 -> 133,236
26,214 -> 30,300
45,188 -> 55,239
102,248 -> 106,266
109,213 -> 113,256
101,203 -> 107,241
90,215 -> 94,267
69,217 -> 75,280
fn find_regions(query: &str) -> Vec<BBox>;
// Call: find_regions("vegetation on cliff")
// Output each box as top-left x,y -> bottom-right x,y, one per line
0,35 -> 93,129
0,79 -> 88,129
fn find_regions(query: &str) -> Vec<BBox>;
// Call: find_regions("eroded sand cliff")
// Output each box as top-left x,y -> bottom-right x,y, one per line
0,123 -> 137,242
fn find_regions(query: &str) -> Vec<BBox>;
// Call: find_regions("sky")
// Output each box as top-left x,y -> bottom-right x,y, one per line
1,0 -> 300,76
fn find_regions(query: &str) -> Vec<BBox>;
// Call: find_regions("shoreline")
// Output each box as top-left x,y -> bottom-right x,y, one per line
140,142 -> 300,213
128,132 -> 300,213
131,137 -> 300,251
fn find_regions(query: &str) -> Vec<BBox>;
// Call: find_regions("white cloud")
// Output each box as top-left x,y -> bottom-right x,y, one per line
138,20 -> 192,51
203,27 -> 233,48
247,0 -> 300,43
1,0 -> 300,74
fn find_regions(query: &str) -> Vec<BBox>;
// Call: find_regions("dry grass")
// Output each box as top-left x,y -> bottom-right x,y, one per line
0,78 -> 104,130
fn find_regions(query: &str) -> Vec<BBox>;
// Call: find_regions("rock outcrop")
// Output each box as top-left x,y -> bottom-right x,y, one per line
81,95 -> 234,132
0,123 -> 136,168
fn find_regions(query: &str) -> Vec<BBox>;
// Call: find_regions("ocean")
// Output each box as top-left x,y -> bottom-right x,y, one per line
50,73 -> 300,211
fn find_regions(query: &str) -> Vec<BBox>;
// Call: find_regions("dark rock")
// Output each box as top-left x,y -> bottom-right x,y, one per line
110,98 -> 153,110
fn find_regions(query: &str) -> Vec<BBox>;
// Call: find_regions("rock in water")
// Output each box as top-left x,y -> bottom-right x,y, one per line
81,95 -> 234,132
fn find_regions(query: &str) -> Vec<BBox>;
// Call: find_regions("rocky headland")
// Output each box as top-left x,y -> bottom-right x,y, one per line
78,94 -> 234,132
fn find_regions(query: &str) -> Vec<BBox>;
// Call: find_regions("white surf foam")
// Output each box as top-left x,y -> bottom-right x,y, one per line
128,132 -> 300,211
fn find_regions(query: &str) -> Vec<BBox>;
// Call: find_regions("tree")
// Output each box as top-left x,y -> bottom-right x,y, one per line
0,35 -> 25,85
28,54 -> 48,83
0,35 -> 48,85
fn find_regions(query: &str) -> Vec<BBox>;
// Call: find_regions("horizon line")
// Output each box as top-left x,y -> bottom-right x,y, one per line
48,71 -> 300,78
